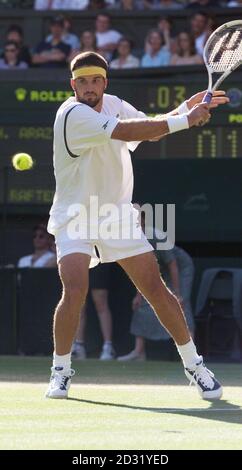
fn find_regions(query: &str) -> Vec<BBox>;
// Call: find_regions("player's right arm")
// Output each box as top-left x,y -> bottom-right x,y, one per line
111,103 -> 210,142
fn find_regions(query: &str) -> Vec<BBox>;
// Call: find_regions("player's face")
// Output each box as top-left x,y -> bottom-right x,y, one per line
71,75 -> 107,108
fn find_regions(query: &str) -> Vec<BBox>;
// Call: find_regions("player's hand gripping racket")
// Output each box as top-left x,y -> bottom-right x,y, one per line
203,20 -> 242,104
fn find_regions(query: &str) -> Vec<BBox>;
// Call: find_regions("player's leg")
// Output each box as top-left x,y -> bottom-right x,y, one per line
117,251 -> 222,399
54,253 -> 90,354
46,253 -> 90,399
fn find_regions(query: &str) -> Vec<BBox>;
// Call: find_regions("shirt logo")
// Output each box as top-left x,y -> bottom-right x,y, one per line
102,120 -> 109,130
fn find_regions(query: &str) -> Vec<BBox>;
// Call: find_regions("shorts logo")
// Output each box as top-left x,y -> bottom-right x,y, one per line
102,120 -> 109,130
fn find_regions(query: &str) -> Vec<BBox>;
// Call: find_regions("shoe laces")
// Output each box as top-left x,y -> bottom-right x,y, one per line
189,362 -> 215,389
50,367 -> 75,388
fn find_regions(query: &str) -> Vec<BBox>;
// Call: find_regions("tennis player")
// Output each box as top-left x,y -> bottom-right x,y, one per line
46,51 -> 229,399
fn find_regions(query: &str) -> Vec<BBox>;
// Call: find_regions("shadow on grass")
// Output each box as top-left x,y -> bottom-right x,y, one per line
68,397 -> 242,426
0,357 -> 241,386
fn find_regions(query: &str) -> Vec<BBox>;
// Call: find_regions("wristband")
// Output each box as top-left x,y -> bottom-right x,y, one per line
167,114 -> 189,134
177,101 -> 189,114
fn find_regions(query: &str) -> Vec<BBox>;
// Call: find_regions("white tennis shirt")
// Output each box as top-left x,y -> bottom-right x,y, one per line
48,93 -> 145,235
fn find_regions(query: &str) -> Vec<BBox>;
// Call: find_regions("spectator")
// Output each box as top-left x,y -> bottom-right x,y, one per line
87,0 -> 110,7
145,17 -> 173,54
190,11 -> 209,56
227,0 -> 242,5
68,30 -> 97,62
0,41 -> 28,69
110,37 -> 140,68
108,0 -> 146,9
18,224 -> 56,268
34,0 -> 88,9
44,235 -> 58,267
187,0 -> 221,7
46,15 -> 80,51
170,31 -> 203,65
141,29 -> 171,67
5,24 -> 31,66
118,224 -> 194,361
95,13 -> 122,61
156,16 -> 175,53
32,16 -> 71,68
142,0 -> 161,7
72,264 -> 115,360
152,0 -> 184,9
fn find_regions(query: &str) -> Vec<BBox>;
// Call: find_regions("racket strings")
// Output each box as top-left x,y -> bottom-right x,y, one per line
206,27 -> 242,73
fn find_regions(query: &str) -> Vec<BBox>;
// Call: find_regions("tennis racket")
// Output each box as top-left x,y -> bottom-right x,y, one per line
203,20 -> 242,104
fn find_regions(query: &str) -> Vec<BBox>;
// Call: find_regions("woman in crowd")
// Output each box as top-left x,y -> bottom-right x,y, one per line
141,29 -> 171,67
170,31 -> 203,65
0,41 -> 28,69
110,37 -> 139,69
68,30 -> 97,63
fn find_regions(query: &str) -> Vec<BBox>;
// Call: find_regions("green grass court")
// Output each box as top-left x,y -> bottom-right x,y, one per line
0,357 -> 242,450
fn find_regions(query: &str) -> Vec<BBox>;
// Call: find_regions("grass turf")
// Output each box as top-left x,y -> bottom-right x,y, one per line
0,356 -> 242,450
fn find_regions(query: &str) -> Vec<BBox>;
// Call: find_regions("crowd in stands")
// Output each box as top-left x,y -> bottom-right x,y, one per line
0,0 -> 241,69
32,1 -> 242,11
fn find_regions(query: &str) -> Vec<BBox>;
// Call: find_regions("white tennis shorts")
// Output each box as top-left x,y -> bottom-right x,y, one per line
55,215 -> 153,268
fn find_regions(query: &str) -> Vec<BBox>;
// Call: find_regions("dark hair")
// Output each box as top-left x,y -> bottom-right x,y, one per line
96,12 -> 111,21
158,16 -> 173,27
118,37 -> 134,49
177,31 -> 196,57
50,15 -> 65,27
191,11 -> 208,21
4,40 -> 20,65
80,30 -> 97,52
89,0 -> 107,9
33,223 -> 48,234
7,24 -> 23,37
146,29 -> 164,48
70,51 -> 108,73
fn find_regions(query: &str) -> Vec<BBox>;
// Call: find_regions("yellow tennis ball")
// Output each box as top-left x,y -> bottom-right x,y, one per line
12,153 -> 33,171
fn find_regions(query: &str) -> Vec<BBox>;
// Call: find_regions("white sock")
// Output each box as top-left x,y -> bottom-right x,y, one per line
103,341 -> 112,347
176,339 -> 201,369
53,352 -> 71,373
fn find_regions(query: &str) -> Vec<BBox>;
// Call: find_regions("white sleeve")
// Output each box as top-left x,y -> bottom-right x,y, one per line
18,256 -> 30,268
34,0 -> 49,9
65,104 -> 119,156
121,100 -> 146,152
121,99 -> 146,120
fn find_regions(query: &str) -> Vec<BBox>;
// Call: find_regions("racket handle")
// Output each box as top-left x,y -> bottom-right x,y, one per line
202,92 -> 213,104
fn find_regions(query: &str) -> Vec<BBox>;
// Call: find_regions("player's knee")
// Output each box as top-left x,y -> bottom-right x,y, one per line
149,279 -> 176,308
63,284 -> 88,308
